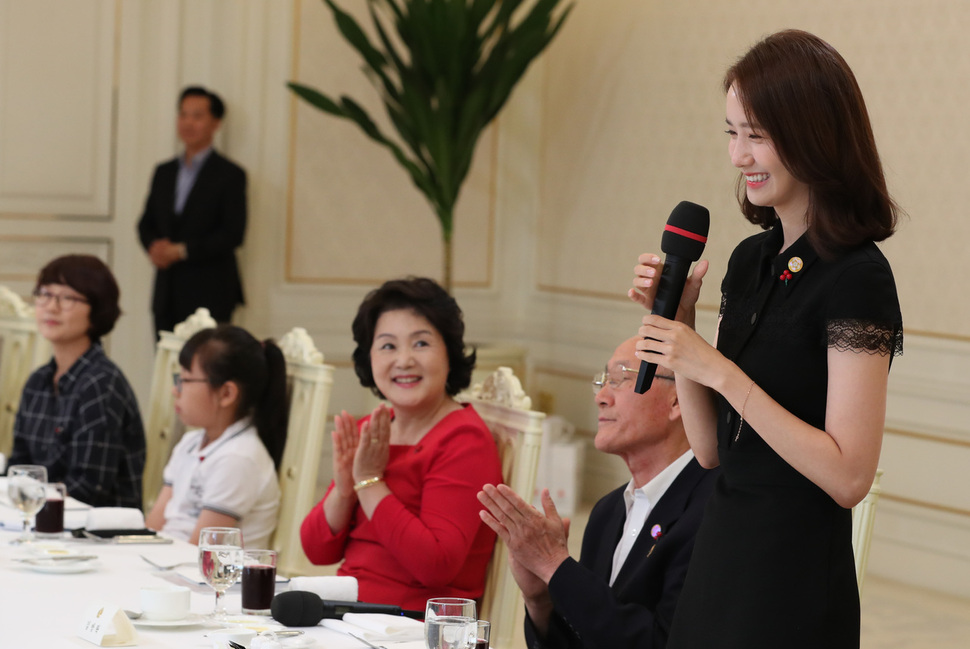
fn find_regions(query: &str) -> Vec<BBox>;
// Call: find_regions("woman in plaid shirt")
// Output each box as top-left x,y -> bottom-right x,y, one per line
9,255 -> 145,508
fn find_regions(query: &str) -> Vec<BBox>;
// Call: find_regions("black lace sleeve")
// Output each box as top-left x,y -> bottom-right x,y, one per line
825,253 -> 903,357
826,319 -> 903,357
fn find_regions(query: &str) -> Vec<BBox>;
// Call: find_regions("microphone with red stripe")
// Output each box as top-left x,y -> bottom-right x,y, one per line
635,201 -> 710,394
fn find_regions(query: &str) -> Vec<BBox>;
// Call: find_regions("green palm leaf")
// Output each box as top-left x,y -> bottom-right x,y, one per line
290,0 -> 571,290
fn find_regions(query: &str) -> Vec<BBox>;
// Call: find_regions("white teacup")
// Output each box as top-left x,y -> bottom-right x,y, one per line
140,585 -> 191,621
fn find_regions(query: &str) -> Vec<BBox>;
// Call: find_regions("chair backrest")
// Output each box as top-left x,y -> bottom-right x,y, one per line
460,367 -> 545,649
0,286 -> 50,456
851,468 -> 883,593
271,327 -> 335,577
141,308 -> 217,510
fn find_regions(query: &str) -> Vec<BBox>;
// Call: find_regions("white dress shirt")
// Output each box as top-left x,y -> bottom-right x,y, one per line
609,449 -> 694,585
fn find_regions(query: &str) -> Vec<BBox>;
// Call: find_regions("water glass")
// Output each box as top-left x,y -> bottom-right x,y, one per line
198,526 -> 243,619
425,598 -> 476,649
241,548 -> 278,615
7,465 -> 47,544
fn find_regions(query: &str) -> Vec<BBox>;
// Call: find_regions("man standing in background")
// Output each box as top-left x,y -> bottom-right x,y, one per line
138,86 -> 246,337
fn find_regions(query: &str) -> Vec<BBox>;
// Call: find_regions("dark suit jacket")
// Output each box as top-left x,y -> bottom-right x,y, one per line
137,150 -> 246,328
525,458 -> 718,649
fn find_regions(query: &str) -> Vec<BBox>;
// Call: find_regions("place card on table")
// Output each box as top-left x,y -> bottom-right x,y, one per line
77,603 -> 137,646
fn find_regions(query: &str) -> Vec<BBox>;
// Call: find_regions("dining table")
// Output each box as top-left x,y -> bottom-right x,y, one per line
0,499 -> 426,649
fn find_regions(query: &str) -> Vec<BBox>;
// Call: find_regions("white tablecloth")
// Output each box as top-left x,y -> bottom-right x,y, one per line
1,527 -> 424,649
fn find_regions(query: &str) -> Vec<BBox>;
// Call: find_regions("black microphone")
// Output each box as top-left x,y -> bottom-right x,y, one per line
634,201 -> 710,394
270,591 -> 424,626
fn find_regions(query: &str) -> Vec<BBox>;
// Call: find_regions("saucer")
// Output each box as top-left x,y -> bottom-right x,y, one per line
24,558 -> 99,574
132,613 -> 206,628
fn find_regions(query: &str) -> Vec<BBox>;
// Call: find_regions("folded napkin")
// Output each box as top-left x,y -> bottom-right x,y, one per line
322,613 -> 424,642
0,506 -> 24,530
86,507 -> 146,531
287,576 -> 358,602
0,478 -> 26,529
344,612 -> 424,637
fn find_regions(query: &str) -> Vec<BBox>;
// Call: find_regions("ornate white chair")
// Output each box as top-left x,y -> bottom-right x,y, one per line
0,286 -> 50,456
271,327 -> 335,577
141,308 -> 217,510
851,468 -> 883,593
460,367 -> 545,649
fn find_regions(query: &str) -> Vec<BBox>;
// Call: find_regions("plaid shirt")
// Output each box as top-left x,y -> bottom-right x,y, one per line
9,343 -> 145,508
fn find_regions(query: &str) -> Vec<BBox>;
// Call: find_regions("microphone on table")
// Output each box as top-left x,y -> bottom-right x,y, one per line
270,591 -> 424,626
634,200 -> 711,394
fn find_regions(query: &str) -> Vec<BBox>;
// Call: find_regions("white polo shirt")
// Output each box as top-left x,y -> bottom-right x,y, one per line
161,418 -> 280,548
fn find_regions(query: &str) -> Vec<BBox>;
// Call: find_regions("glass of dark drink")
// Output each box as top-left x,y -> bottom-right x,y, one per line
475,620 -> 490,649
35,482 -> 66,538
241,549 -> 277,615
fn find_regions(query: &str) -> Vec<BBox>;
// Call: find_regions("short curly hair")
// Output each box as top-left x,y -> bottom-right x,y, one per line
351,277 -> 475,398
35,255 -> 121,341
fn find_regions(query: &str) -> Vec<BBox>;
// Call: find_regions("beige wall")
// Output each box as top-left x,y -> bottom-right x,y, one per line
3,0 -> 970,600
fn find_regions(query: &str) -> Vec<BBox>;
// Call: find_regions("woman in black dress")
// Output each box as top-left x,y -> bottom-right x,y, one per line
629,30 -> 903,647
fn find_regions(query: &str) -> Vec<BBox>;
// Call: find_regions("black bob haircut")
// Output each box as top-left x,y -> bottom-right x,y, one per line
351,277 -> 476,398
35,255 -> 121,341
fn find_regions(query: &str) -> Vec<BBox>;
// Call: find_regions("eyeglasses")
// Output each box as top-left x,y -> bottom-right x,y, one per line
33,288 -> 89,311
592,365 -> 674,394
172,373 -> 209,392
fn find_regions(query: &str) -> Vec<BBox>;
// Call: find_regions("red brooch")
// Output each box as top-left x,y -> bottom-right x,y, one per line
779,269 -> 793,285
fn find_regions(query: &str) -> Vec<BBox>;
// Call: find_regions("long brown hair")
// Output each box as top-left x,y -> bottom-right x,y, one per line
724,29 -> 898,257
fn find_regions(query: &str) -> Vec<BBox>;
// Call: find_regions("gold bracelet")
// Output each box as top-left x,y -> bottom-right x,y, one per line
734,381 -> 755,442
353,476 -> 383,492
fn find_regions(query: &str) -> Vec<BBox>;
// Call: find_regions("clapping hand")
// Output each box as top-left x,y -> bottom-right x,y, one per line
332,410 -> 361,499
478,485 -> 570,584
353,403 -> 391,483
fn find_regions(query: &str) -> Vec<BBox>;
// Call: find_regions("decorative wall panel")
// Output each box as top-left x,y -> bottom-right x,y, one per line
0,0 -> 115,218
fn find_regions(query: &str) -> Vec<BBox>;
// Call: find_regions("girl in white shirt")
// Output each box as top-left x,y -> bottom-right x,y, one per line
146,325 -> 288,548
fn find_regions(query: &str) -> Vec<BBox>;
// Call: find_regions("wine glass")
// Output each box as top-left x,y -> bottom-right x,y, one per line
7,465 -> 48,544
425,598 -> 477,649
198,527 -> 243,619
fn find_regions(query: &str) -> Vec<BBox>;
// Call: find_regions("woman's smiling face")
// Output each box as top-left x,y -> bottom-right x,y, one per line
369,308 -> 451,413
725,85 -> 810,222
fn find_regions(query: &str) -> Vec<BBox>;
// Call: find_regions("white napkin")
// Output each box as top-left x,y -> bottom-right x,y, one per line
287,576 -> 358,601
321,613 -> 424,642
85,507 -> 145,531
0,478 -> 26,529
0,506 -> 25,530
343,612 -> 424,638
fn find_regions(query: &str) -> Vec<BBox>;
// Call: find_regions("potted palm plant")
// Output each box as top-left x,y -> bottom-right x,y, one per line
288,0 -> 571,291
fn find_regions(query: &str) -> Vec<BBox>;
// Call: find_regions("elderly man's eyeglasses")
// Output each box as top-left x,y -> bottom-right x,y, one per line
172,373 -> 209,393
592,365 -> 674,394
33,288 -> 89,311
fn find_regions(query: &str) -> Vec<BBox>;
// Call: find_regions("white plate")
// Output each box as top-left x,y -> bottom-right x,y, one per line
132,613 -> 207,628
24,558 -> 99,574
